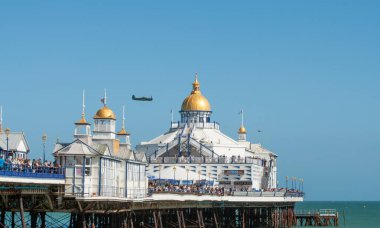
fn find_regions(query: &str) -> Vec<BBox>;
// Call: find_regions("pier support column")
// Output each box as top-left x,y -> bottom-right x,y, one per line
19,197 -> 26,228
242,208 -> 246,228
196,208 -> 205,228
176,210 -> 182,228
213,208 -> 219,228
40,211 -> 46,228
11,211 -> 15,228
0,208 -> 5,227
30,211 -> 38,228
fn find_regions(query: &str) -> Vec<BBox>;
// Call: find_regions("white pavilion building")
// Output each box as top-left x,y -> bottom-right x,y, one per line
53,92 -> 147,199
137,76 -> 277,190
0,107 -> 30,159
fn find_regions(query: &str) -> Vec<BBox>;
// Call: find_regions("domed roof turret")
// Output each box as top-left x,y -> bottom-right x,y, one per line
94,106 -> 116,120
238,126 -> 247,134
181,75 -> 211,112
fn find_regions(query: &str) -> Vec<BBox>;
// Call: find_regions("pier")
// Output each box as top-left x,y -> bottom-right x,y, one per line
295,209 -> 340,227
0,78 -> 307,227
0,173 -> 304,227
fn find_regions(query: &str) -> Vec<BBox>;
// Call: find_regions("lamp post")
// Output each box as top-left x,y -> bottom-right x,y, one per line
208,172 -> 211,185
186,168 -> 189,186
290,177 -> 294,190
5,128 -> 10,159
42,133 -> 47,162
173,166 -> 176,184
298,178 -> 302,192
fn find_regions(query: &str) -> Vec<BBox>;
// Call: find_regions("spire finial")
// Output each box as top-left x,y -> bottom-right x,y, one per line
117,105 -> 129,135
192,73 -> 200,94
82,90 -> 85,118
104,88 -> 107,106
238,109 -> 247,134
241,109 -> 244,127
122,105 -> 125,130
100,88 -> 107,106
76,90 -> 88,124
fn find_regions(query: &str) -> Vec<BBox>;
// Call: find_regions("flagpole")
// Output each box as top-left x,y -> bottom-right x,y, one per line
122,105 -> 125,129
82,90 -> 85,117
104,88 -> 107,106
241,109 -> 244,127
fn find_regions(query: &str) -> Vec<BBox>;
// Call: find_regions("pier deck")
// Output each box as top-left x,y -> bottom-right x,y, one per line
0,181 -> 304,228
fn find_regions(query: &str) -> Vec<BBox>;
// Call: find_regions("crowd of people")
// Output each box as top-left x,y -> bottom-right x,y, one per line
0,155 -> 62,174
148,181 -> 304,197
148,182 -> 225,196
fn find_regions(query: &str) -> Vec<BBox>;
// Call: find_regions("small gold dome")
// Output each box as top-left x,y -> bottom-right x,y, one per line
181,76 -> 211,111
76,116 -> 90,125
238,126 -> 247,134
94,106 -> 116,120
117,128 -> 129,135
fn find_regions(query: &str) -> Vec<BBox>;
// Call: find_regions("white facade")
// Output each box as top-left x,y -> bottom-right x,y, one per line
54,104 -> 147,199
137,78 -> 278,190
0,132 -> 30,159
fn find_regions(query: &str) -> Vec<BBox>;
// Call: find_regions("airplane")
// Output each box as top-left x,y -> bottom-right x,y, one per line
132,95 -> 153,101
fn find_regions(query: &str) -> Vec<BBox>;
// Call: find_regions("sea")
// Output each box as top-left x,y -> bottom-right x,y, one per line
296,201 -> 380,227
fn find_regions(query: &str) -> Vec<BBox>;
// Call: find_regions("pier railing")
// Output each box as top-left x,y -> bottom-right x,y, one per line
295,209 -> 340,227
149,156 -> 268,166
0,164 -> 65,179
295,209 -> 337,216
149,188 -> 304,198
171,121 -> 220,130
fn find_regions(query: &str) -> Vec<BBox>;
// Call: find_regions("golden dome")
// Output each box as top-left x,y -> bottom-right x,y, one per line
181,76 -> 211,111
238,126 -> 247,134
76,116 -> 90,125
117,128 -> 129,135
94,106 -> 116,120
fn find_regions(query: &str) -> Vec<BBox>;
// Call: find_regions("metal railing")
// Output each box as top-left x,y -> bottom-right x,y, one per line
0,164 -> 65,179
149,187 -> 304,198
99,186 -> 125,198
149,156 -> 267,166
295,209 -> 337,216
232,190 -> 304,197
171,122 -> 220,130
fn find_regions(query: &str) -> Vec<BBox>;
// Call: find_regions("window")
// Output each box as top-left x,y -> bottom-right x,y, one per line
85,167 -> 91,176
75,156 -> 83,165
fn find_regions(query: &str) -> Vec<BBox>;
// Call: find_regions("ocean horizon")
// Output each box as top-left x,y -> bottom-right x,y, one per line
296,201 -> 380,227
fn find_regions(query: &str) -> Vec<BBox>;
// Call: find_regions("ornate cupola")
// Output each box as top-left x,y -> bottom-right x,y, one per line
74,90 -> 91,138
180,74 -> 212,125
117,106 -> 131,148
238,109 -> 247,142
93,89 -> 117,140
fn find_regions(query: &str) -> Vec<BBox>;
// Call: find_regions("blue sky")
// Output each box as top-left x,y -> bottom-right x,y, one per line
1,1 -> 379,200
